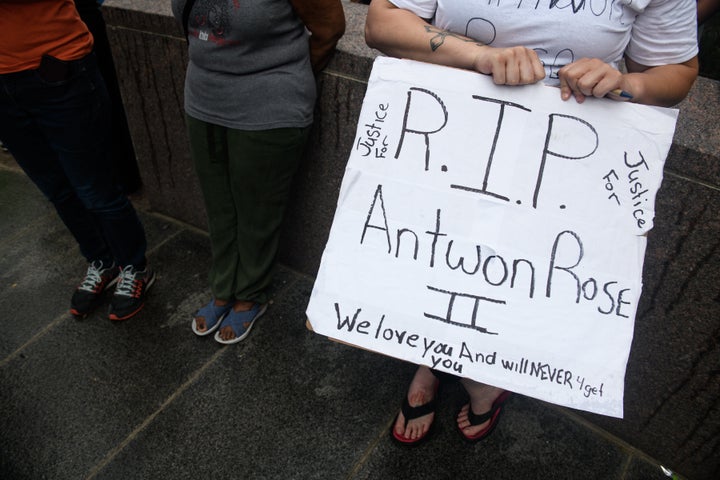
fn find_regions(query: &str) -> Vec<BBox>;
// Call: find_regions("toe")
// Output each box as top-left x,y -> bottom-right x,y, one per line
457,404 -> 490,435
407,413 -> 433,440
457,404 -> 469,425
195,316 -> 207,332
457,404 -> 481,431
220,326 -> 235,341
394,413 -> 407,436
405,422 -> 418,440
413,420 -> 430,439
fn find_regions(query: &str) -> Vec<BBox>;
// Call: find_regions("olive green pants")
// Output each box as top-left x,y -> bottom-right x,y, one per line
186,115 -> 310,304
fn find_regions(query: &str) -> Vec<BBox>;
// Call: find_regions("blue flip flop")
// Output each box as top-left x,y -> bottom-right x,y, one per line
191,299 -> 232,336
214,303 -> 267,344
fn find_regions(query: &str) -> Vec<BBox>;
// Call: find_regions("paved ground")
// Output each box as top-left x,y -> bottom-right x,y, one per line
0,155 -> 680,479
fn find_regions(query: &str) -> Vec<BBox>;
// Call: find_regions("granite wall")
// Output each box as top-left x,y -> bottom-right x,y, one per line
102,1 -> 719,478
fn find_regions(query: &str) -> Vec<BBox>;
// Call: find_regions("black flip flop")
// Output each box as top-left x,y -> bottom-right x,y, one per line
458,390 -> 512,443
391,394 -> 438,446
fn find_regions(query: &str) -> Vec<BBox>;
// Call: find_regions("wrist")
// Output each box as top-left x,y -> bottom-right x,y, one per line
620,73 -> 644,104
470,45 -> 492,74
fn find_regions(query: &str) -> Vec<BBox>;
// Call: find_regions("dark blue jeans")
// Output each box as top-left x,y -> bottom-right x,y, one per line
0,53 -> 146,267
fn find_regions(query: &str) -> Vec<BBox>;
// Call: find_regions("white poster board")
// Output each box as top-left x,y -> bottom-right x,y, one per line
306,58 -> 678,418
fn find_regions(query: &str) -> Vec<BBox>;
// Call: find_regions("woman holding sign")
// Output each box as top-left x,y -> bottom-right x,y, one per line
365,0 -> 698,444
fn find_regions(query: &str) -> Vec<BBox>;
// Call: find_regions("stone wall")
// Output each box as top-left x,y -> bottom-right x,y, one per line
102,1 -> 719,478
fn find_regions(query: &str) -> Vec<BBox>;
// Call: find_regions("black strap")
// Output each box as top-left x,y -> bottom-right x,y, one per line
467,405 -> 496,426
467,391 -> 511,426
400,396 -> 438,427
182,0 -> 197,44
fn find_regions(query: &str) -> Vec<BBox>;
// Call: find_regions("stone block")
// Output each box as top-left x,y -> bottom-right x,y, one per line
104,9 -> 208,229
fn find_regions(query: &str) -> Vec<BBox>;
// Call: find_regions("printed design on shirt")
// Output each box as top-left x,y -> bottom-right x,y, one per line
484,0 -> 633,22
466,18 -> 496,45
189,0 -> 241,45
455,1 -> 634,77
533,47 -> 575,79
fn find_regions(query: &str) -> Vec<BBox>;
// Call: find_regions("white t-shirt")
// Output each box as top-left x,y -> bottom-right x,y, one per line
389,0 -> 698,84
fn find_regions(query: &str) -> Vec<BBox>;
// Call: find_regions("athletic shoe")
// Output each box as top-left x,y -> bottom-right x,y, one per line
108,264 -> 156,321
70,260 -> 120,317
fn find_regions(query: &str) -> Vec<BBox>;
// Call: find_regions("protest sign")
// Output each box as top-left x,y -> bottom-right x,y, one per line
306,57 -> 678,417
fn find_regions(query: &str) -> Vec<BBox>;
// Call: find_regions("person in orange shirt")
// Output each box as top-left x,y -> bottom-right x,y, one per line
0,0 -> 155,321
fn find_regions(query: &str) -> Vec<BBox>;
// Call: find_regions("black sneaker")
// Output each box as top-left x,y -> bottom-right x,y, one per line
108,265 -> 156,321
70,260 -> 120,317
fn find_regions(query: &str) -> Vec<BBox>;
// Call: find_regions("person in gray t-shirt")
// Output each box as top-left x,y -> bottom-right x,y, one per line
172,0 -> 344,344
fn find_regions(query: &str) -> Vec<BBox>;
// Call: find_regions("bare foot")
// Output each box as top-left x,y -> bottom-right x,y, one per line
194,298 -> 229,333
217,300 -> 254,341
393,366 -> 438,441
457,379 -> 504,436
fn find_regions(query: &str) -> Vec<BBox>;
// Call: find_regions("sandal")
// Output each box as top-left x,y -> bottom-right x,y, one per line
191,299 -> 232,337
457,390 -> 512,443
391,372 -> 440,446
214,303 -> 267,345
391,395 -> 438,446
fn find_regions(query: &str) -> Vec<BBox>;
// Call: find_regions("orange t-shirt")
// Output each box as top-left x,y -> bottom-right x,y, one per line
0,0 -> 93,74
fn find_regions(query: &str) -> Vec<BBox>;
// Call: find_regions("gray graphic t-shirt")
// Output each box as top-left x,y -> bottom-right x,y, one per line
171,0 -> 315,130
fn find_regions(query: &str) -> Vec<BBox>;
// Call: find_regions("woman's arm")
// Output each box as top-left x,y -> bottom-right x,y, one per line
365,0 -> 544,85
698,0 -> 720,24
557,56 -> 698,107
623,56 -> 699,106
558,0 -> 698,107
289,0 -> 346,73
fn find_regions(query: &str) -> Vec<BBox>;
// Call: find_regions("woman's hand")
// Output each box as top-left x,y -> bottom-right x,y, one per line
558,58 -> 627,103
472,45 -> 545,85
558,56 -> 698,107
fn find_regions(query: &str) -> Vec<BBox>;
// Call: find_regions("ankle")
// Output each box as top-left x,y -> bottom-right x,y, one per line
232,300 -> 254,312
